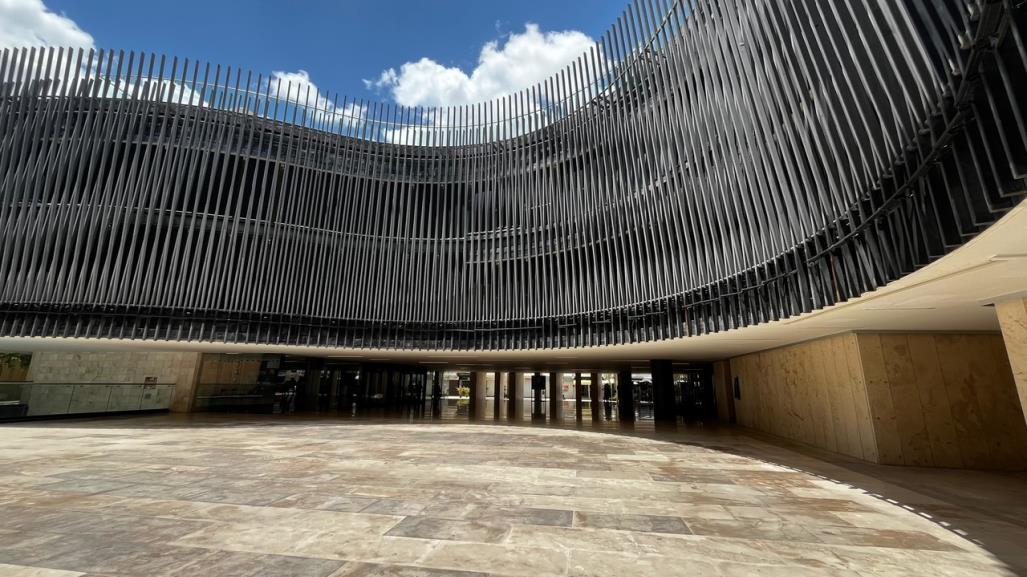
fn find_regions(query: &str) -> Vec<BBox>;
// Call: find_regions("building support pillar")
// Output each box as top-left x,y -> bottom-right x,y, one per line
549,372 -> 563,423
531,372 -> 546,423
712,360 -> 736,424
469,371 -> 486,421
651,360 -> 676,423
997,298 -> 1027,427
507,371 -> 523,421
305,358 -> 324,412
590,372 -> 603,423
431,369 -> 445,418
493,371 -> 505,420
574,372 -> 584,422
616,369 -> 634,422
169,353 -> 203,413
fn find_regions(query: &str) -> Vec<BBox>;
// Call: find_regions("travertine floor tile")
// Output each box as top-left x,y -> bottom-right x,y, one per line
573,512 -> 691,534
385,516 -> 509,543
421,542 -> 567,576
0,415 -> 1021,576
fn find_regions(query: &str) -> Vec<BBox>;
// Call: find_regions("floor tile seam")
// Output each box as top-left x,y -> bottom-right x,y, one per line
156,537 -> 364,564
412,542 -> 572,577
354,559 -> 565,577
175,512 -> 409,534
173,532 -> 566,575
382,527 -> 515,545
157,514 -> 974,556
0,499 -> 226,530
74,499 -> 409,531
565,518 -> 971,553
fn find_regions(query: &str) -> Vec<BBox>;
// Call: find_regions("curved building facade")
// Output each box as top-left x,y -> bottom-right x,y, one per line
1,0 -> 1026,351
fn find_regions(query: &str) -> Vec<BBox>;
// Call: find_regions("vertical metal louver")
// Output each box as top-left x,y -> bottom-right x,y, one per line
1,0 -> 1025,350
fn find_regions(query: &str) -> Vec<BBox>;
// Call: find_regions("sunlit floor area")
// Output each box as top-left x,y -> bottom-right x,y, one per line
1,415 -> 1025,577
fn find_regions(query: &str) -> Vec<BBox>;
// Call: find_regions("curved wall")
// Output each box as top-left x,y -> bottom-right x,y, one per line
1,1 -> 1026,350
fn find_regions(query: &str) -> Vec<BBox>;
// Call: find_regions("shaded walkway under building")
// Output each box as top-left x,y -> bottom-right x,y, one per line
182,357 -> 719,428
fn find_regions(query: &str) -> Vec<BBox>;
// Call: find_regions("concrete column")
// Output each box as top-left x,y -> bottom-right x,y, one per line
505,371 -> 515,419
507,371 -> 523,421
169,352 -> 204,413
651,359 -> 676,423
590,372 -> 602,422
493,371 -> 505,420
430,369 -> 445,418
548,372 -> 563,423
997,298 -> 1027,427
574,372 -> 584,421
531,372 -> 546,422
469,371 -> 486,421
305,358 -> 324,412
616,369 -> 634,422
712,360 -> 736,424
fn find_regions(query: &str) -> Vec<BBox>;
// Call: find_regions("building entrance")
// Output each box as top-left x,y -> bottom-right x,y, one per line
191,355 -> 718,426
194,354 -> 430,417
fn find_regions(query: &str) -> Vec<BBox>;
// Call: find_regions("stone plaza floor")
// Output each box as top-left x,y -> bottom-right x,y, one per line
0,415 -> 1025,576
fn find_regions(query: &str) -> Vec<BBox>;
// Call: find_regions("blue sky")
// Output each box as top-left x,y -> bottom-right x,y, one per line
4,0 -> 626,106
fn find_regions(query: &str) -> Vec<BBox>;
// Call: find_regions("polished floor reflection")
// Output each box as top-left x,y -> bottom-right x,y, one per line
349,398 -> 647,425
0,415 -> 1024,576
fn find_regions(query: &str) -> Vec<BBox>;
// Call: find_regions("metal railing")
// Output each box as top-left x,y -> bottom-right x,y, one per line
0,381 -> 175,420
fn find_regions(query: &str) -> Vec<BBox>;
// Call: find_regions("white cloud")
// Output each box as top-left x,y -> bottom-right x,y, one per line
272,70 -> 327,107
366,23 -> 595,108
0,0 -> 93,49
0,3 -> 597,144
363,68 -> 395,92
0,0 -> 94,96
271,69 -> 367,129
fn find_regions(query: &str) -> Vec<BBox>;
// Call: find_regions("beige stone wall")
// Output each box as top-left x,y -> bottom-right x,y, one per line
28,351 -> 199,384
26,351 -> 203,413
997,298 -> 1027,428
712,360 -> 734,424
730,332 -> 1027,469
197,353 -> 262,385
731,333 -> 878,462
859,333 -> 1027,469
0,355 -> 31,381
190,354 -> 264,411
